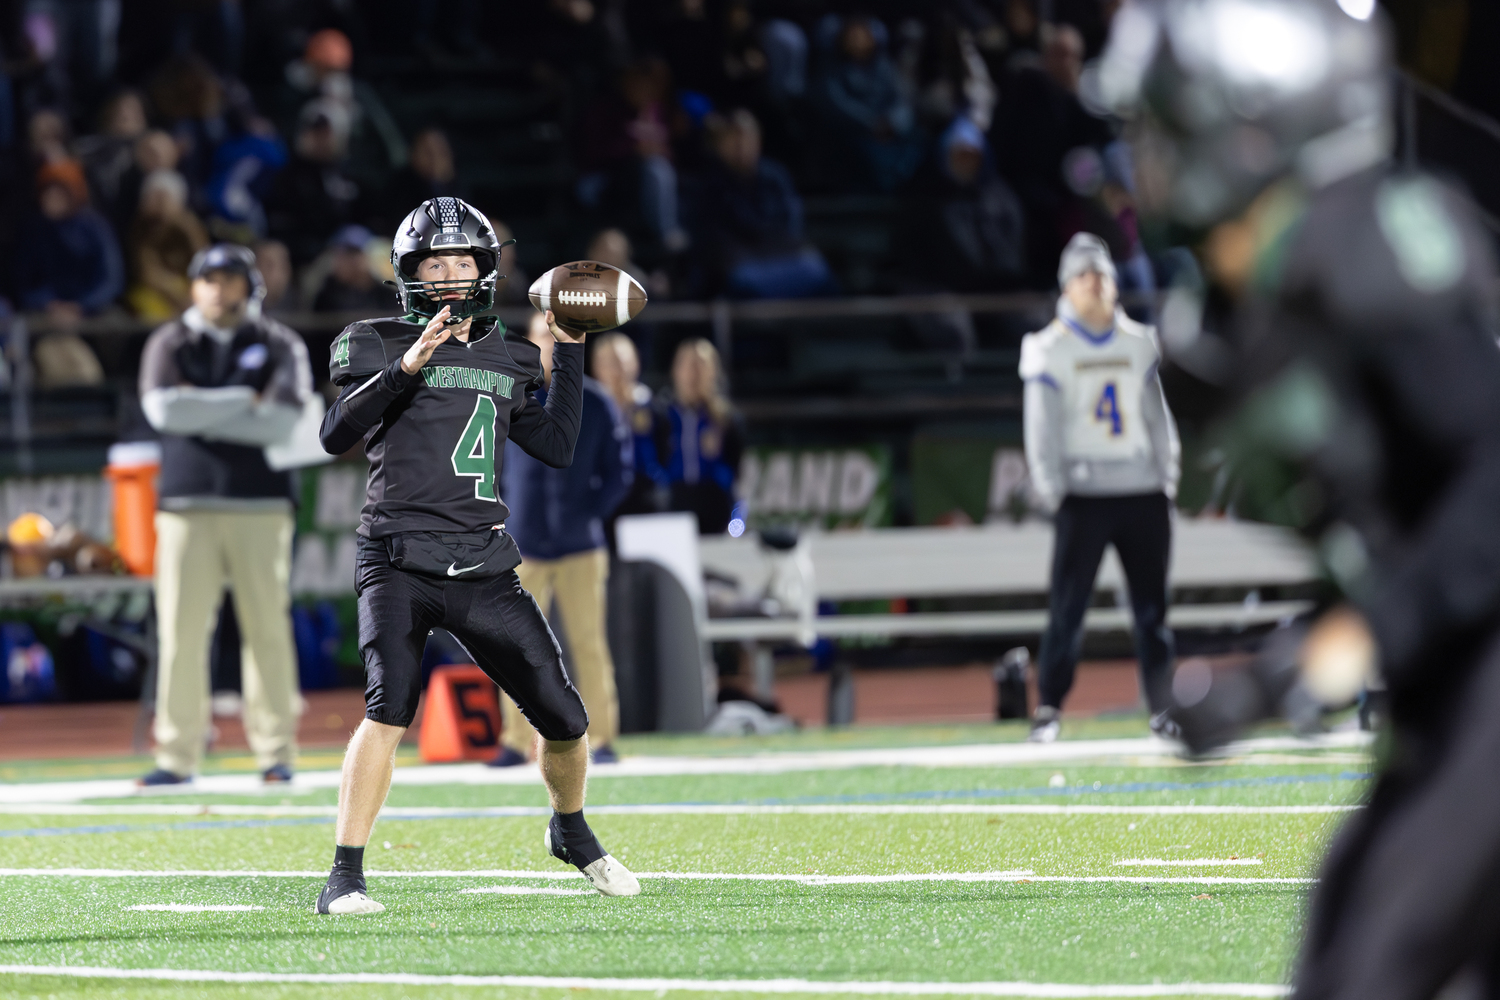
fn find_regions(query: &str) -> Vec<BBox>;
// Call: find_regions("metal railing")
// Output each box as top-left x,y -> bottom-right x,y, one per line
1,292 -> 1065,464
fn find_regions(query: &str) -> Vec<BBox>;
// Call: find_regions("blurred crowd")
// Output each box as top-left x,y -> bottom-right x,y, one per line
0,0 -> 1146,325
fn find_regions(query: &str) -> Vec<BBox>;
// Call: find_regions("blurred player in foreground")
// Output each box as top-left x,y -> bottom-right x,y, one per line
1021,232 -> 1181,743
314,197 -> 639,914
1092,0 -> 1500,994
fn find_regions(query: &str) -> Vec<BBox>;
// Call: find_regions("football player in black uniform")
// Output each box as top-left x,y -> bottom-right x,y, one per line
1093,0 -> 1500,995
314,197 -> 639,914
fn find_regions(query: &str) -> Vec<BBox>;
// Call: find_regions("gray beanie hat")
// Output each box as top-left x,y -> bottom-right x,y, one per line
1057,232 -> 1117,287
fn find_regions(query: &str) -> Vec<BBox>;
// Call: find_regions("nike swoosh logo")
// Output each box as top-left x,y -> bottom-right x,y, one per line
446,562 -> 485,576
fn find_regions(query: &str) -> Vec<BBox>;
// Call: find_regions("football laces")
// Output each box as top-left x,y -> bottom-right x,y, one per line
558,289 -> 608,307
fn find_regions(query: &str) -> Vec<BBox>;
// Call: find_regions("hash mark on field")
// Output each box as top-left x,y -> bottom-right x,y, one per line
0,964 -> 1293,996
1114,859 -> 1265,867
125,904 -> 264,912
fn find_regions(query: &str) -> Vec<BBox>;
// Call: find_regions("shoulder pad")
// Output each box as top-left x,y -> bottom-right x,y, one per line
329,320 -> 415,385
1018,324 -> 1060,379
1115,313 -> 1162,354
1374,175 -> 1466,295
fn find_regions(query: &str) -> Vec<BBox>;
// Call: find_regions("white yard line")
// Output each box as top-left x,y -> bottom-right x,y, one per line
1114,859 -> 1264,867
124,904 -> 264,912
0,964 -> 1291,996
459,885 -> 596,896
0,867 -> 1315,886
0,733 -> 1372,805
0,803 -> 1361,817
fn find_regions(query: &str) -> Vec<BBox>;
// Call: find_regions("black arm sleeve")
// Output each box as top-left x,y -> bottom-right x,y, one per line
319,358 -> 417,455
509,342 -> 585,469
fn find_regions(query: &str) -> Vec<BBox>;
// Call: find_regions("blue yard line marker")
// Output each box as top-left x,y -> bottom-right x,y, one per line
0,772 -> 1372,839
0,816 -> 335,838
758,771 -> 1375,806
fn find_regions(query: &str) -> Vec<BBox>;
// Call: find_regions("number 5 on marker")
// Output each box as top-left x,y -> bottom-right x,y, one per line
1094,382 -> 1122,436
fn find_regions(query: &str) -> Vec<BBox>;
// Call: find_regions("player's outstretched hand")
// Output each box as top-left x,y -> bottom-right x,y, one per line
402,306 -> 469,374
546,310 -> 584,344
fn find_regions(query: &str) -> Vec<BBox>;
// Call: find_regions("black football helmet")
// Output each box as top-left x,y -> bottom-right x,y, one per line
390,197 -> 515,319
1083,0 -> 1392,228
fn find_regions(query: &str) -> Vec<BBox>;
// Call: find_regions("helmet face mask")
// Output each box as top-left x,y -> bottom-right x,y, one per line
390,197 -> 514,320
401,251 -> 499,320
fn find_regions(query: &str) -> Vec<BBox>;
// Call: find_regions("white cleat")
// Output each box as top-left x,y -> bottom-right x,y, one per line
580,855 -> 641,897
1028,719 -> 1060,743
1028,707 -> 1061,744
321,891 -> 385,915
545,824 -> 641,896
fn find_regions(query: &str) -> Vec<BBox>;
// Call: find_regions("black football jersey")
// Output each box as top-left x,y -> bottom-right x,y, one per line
320,316 -> 584,538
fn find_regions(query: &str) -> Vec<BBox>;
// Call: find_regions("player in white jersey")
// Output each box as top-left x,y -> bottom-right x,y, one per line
1019,232 -> 1181,742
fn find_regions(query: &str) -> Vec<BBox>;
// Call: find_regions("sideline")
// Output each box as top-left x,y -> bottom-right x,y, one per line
0,965 -> 1292,996
0,801 -> 1362,818
0,867 -> 1317,886
0,733 -> 1373,806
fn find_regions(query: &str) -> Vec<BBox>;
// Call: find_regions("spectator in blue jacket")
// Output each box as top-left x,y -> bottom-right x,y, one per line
17,159 -> 125,318
693,109 -> 837,299
591,332 -> 667,547
493,311 -> 634,768
812,14 -> 925,194
657,338 -> 743,535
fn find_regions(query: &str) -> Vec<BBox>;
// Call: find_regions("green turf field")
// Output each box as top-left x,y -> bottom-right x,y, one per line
0,720 -> 1372,999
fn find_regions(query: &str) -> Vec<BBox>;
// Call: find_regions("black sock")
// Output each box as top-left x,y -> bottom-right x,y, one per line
332,844 -> 364,878
552,810 -> 606,867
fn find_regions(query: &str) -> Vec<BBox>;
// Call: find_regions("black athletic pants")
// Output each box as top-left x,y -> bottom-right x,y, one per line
1036,492 -> 1174,713
355,536 -> 589,740
1294,630 -> 1500,1000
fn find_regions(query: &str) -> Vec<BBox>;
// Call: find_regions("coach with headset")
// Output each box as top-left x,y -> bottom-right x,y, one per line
136,244 -> 314,787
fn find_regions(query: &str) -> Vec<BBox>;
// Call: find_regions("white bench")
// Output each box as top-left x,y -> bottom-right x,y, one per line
696,518 -> 1318,643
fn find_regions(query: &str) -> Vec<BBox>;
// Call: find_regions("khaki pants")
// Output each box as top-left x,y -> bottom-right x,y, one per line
501,548 -> 619,754
153,509 -> 299,775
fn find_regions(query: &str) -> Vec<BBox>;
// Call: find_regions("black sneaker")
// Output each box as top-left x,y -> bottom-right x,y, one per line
591,744 -> 618,764
315,871 -> 384,915
544,816 -> 640,897
487,746 -> 527,768
136,768 -> 191,787
262,764 -> 293,784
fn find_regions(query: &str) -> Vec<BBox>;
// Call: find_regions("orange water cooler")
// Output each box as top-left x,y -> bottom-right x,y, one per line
104,442 -> 161,577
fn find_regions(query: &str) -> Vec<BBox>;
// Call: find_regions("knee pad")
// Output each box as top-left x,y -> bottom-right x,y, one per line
535,702 -> 589,743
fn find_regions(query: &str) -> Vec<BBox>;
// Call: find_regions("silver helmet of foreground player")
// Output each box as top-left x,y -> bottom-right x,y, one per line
1082,0 -> 1392,227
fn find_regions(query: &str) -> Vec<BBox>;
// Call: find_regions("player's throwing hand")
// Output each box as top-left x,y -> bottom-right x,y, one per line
401,305 -> 468,374
545,310 -> 583,344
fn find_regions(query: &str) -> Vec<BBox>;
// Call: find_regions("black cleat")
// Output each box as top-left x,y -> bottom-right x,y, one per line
315,871 -> 384,915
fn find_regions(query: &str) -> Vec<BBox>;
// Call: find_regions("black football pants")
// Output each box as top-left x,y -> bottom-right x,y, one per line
1293,629 -> 1500,1000
1036,492 -> 1174,713
355,536 -> 588,741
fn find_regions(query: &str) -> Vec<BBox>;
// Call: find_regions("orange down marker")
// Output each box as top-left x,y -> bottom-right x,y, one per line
418,665 -> 502,763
